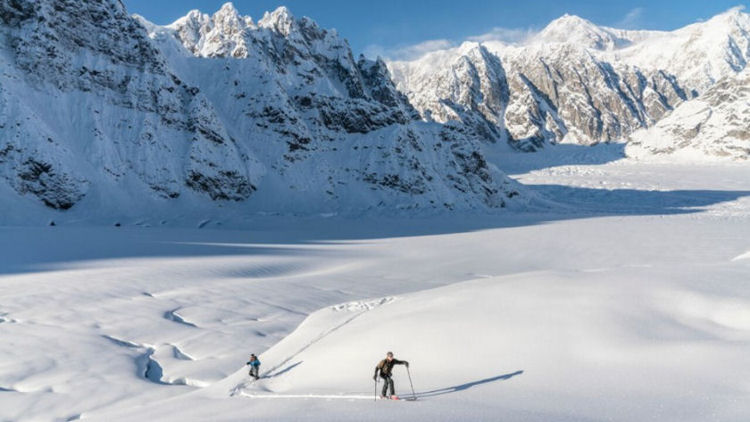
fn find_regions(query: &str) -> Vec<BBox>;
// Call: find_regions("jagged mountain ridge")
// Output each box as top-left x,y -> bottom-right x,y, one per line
389,8 -> 750,155
141,3 -> 521,213
390,41 -> 689,151
2,1 -> 746,220
0,0 -> 523,220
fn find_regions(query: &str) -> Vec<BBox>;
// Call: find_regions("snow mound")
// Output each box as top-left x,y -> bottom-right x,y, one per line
217,271 -> 749,421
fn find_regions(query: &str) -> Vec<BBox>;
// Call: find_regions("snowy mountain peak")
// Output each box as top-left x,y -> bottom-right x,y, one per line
546,13 -> 594,29
167,3 -> 255,57
216,2 -> 239,16
456,41 -> 483,55
685,5 -> 749,34
462,42 -> 494,61
170,9 -> 210,29
390,6 -> 750,155
610,6 -> 750,90
167,4 -> 335,58
258,6 -> 296,36
708,5 -> 750,33
717,5 -> 746,19
213,2 -> 254,28
536,13 -> 629,50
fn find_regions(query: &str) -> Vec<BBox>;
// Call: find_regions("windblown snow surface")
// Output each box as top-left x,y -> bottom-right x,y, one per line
2,147 -> 750,422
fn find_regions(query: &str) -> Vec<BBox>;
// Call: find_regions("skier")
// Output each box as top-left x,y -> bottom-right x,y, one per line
373,351 -> 409,399
246,354 -> 261,379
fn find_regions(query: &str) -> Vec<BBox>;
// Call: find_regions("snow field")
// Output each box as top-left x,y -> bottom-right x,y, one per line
2,158 -> 750,421
94,257 -> 750,422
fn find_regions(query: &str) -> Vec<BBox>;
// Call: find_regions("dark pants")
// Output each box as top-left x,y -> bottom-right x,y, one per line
249,366 -> 259,378
380,374 -> 395,396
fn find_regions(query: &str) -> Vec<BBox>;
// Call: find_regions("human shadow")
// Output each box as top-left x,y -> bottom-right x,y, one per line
409,370 -> 524,399
268,361 -> 303,378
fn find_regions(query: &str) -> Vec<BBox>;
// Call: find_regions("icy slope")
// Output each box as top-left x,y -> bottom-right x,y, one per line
627,68 -> 750,161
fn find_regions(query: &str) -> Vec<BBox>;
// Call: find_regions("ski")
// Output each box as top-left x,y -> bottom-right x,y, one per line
377,395 -> 418,401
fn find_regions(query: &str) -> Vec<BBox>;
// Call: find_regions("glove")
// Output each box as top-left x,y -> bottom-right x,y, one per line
405,361 -> 409,368
373,375 -> 377,381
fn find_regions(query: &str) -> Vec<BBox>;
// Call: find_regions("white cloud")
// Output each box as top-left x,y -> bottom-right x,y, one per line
466,27 -> 537,44
364,26 -> 537,61
616,7 -> 645,29
363,38 -> 454,61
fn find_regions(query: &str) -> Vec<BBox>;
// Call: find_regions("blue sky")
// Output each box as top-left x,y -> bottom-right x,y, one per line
124,1 -> 748,58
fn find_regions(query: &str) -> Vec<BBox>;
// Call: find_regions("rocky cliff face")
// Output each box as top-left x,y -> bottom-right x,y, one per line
392,40 -> 688,151
0,1 -> 523,219
148,4 -> 521,212
389,9 -> 750,154
0,0 -> 259,212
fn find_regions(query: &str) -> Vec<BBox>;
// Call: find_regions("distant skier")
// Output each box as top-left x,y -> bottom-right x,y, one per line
246,354 -> 261,379
373,351 -> 408,399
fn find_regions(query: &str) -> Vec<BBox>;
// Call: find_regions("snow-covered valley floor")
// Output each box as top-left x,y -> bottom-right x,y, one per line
2,147 -> 749,422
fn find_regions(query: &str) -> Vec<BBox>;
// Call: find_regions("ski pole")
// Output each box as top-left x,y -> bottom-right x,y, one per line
406,366 -> 416,400
374,377 -> 378,402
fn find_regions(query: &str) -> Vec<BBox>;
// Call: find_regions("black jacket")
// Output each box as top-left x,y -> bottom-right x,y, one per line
375,358 -> 407,378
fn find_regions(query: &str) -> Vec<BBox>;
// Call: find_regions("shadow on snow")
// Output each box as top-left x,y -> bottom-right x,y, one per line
526,185 -> 750,214
1,156 -> 748,275
409,370 -> 524,399
268,361 -> 303,378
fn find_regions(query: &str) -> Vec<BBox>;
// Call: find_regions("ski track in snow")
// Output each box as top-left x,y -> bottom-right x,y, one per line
231,297 -> 396,396
238,392 -> 377,400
